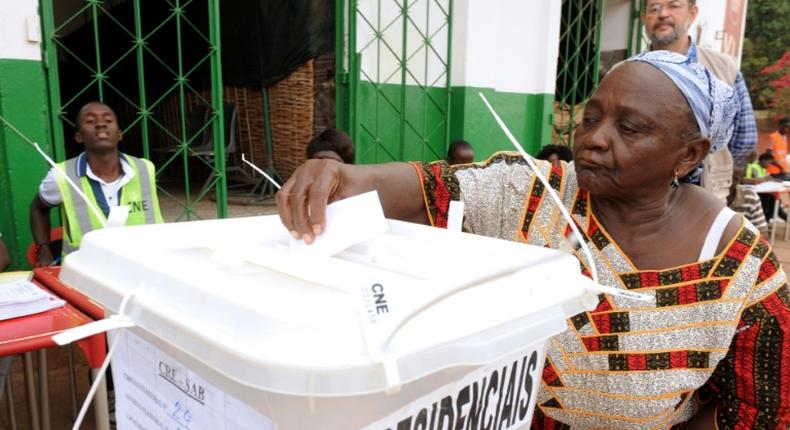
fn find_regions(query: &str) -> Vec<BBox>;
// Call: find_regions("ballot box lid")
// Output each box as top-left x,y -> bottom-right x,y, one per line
60,216 -> 594,396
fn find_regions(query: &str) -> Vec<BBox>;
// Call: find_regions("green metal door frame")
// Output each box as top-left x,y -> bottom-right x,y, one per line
627,0 -> 648,57
39,0 -> 227,221
554,0 -> 605,148
337,0 -> 454,163
335,0 -> 348,133
40,0 -> 66,164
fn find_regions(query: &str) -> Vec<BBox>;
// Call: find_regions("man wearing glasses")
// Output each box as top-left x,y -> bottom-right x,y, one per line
642,0 -> 758,203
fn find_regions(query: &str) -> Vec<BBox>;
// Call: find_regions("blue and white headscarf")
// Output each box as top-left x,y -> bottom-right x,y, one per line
625,50 -> 738,181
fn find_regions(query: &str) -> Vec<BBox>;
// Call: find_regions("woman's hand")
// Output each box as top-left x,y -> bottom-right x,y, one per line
277,160 -> 366,243
276,160 -> 428,243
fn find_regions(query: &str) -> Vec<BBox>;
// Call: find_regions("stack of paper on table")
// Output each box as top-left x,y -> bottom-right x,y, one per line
0,272 -> 65,321
753,181 -> 787,193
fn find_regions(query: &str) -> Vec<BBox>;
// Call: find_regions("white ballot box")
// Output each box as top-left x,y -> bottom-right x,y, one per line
60,215 -> 595,430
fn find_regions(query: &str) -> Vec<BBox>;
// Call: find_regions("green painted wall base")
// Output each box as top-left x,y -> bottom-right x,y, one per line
354,81 -> 449,164
0,59 -> 53,270
352,81 -> 554,164
449,87 -> 554,161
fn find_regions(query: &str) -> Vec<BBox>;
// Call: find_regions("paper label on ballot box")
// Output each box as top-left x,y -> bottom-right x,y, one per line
361,343 -> 546,430
112,330 -> 275,430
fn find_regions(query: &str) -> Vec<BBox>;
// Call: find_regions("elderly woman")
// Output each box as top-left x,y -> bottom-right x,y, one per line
278,52 -> 790,429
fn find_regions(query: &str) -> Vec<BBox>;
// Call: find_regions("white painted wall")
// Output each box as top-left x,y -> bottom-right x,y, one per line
690,0 -> 748,64
0,0 -> 42,61
355,0 -> 562,95
690,0 -> 727,51
356,0 -> 450,87
452,0 -> 561,94
601,0 -> 631,51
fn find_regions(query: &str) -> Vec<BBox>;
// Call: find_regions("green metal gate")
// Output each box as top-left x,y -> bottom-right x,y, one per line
627,0 -> 650,57
40,0 -> 227,221
336,0 -> 453,163
554,0 -> 605,147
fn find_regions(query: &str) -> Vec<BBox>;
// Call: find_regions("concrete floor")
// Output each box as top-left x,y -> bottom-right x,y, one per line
157,182 -> 280,221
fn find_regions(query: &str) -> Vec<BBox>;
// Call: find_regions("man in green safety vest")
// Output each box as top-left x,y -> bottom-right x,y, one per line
29,101 -> 163,267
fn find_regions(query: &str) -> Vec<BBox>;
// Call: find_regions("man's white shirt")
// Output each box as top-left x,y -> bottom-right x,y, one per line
38,154 -> 136,208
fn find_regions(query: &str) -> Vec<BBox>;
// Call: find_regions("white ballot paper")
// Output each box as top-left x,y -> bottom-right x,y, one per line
107,205 -> 131,227
0,278 -> 65,321
113,330 -> 275,430
289,190 -> 388,256
753,181 -> 786,193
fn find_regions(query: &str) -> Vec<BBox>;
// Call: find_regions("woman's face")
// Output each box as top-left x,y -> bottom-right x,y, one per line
573,62 -> 697,199
547,153 -> 560,165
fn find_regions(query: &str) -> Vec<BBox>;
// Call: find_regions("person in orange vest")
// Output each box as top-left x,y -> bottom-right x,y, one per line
768,116 -> 790,173
761,151 -> 787,177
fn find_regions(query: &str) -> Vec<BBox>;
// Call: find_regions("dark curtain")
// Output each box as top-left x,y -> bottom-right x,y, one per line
221,0 -> 335,87
58,0 -> 335,98
54,0 -> 334,155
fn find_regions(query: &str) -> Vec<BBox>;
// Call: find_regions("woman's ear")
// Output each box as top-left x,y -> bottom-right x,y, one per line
677,137 -> 711,178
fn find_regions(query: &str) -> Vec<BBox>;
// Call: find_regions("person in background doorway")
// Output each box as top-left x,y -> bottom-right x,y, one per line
446,140 -> 474,165
768,116 -> 790,173
536,144 -> 573,166
641,0 -> 757,203
728,167 -> 768,234
29,101 -> 163,267
306,128 -> 355,164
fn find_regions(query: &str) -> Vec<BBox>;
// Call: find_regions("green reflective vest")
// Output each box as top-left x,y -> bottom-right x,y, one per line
745,162 -> 767,179
54,153 -> 163,256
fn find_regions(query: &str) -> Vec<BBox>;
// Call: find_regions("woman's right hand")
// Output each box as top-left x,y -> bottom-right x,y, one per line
277,159 -> 369,243
276,159 -> 427,244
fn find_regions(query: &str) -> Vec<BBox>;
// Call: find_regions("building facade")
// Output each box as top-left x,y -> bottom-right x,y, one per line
0,0 -> 750,269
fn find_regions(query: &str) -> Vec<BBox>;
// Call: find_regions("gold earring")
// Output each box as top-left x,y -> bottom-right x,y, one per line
671,170 -> 679,188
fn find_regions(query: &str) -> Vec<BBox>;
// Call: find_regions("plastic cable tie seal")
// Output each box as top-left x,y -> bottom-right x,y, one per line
583,281 -> 652,302
382,356 -> 402,394
581,291 -> 600,311
107,205 -> 130,227
447,200 -> 465,232
53,315 -> 135,346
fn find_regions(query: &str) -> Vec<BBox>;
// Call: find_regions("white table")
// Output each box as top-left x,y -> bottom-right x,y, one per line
752,181 -> 790,245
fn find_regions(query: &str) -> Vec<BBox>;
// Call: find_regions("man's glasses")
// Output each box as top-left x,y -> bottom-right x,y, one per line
645,1 -> 689,15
